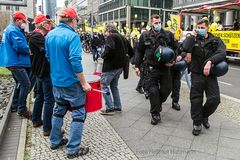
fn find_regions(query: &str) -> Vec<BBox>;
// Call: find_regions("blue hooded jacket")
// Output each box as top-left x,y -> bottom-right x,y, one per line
45,23 -> 83,87
0,23 -> 30,67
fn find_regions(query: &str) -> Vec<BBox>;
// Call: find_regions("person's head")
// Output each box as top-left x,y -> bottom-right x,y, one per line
105,23 -> 117,37
150,14 -> 161,32
33,14 -> 52,34
58,8 -> 79,29
196,19 -> 209,38
13,11 -> 29,29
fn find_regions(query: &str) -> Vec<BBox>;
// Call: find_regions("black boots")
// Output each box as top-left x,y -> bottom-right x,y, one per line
172,102 -> 181,111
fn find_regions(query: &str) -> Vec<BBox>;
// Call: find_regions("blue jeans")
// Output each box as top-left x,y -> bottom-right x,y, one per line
50,82 -> 86,154
101,68 -> 123,110
92,47 -> 98,61
10,68 -> 34,113
32,76 -> 54,132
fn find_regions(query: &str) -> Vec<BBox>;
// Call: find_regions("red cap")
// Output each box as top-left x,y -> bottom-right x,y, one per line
60,8 -> 78,19
13,11 -> 29,23
33,14 -> 48,24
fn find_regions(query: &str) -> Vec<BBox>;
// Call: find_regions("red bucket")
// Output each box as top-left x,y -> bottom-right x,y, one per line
68,75 -> 102,112
85,75 -> 102,112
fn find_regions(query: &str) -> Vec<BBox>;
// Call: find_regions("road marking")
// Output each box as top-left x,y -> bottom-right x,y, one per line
218,81 -> 233,86
229,67 -> 240,71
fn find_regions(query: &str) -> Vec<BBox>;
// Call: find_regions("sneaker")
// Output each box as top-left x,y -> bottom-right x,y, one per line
114,108 -> 122,112
67,147 -> 89,159
144,91 -> 150,99
100,108 -> 115,115
11,107 -> 17,112
202,118 -> 210,129
192,125 -> 202,136
151,114 -> 161,125
172,102 -> 181,111
50,138 -> 68,150
18,110 -> 32,119
33,121 -> 43,128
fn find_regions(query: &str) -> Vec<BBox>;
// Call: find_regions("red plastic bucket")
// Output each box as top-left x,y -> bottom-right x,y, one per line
85,75 -> 102,112
68,75 -> 102,113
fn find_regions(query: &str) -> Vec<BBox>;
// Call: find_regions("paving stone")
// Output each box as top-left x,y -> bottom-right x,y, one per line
158,145 -> 188,160
217,146 -> 240,160
185,150 -> 215,160
219,137 -> 240,150
164,136 -> 192,149
190,139 -> 218,155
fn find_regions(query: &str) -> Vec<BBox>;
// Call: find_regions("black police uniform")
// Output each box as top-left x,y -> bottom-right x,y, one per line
134,28 -> 178,117
183,33 -> 226,125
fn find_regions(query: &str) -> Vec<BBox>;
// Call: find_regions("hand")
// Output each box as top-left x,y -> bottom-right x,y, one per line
203,61 -> 212,76
131,64 -> 136,70
185,53 -> 191,62
192,29 -> 197,36
81,82 -> 92,92
135,68 -> 141,77
165,61 -> 175,67
176,56 -> 182,62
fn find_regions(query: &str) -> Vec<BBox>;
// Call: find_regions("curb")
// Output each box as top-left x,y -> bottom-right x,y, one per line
0,91 -> 14,144
16,95 -> 30,160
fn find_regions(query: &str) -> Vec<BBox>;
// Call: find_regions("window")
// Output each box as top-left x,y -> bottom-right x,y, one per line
120,8 -> 126,19
108,12 -> 113,20
151,10 -> 159,16
150,0 -> 163,8
15,6 -> 20,11
131,8 -> 149,21
165,0 -> 173,9
114,10 -> 118,19
6,6 -> 11,10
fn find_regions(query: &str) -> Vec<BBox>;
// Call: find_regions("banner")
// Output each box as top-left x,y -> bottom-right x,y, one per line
212,31 -> 240,51
170,15 -> 180,31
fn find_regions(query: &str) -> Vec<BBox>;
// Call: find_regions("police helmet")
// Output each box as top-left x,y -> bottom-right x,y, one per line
173,60 -> 187,71
211,61 -> 228,77
154,46 -> 175,63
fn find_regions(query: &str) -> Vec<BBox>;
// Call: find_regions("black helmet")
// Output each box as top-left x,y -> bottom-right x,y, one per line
173,60 -> 187,71
211,61 -> 228,77
154,46 -> 175,63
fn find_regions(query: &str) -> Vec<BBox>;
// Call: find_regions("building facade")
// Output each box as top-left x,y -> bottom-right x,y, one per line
98,0 -> 176,29
45,0 -> 56,19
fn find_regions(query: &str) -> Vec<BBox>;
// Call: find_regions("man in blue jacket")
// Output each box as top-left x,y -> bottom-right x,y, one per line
0,11 -> 32,119
45,8 -> 91,159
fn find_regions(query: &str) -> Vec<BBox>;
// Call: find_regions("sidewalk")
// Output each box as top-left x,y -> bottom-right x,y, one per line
24,53 -> 240,160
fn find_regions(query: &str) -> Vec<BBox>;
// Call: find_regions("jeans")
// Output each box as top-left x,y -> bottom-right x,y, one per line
32,76 -> 54,132
10,67 -> 33,113
92,47 -> 98,61
101,68 -> 123,110
50,82 -> 86,154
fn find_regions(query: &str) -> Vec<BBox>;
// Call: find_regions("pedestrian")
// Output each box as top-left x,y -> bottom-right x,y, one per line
45,8 -> 91,158
100,23 -> 134,115
28,14 -> 54,136
0,11 -> 32,119
91,32 -> 101,61
133,14 -> 178,125
182,19 -> 226,136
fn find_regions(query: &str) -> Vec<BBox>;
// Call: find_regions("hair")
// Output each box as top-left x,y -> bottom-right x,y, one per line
197,19 -> 209,27
13,18 -> 21,22
151,14 -> 160,20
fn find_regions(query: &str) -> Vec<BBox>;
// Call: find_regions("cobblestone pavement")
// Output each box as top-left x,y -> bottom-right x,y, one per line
25,107 -> 138,160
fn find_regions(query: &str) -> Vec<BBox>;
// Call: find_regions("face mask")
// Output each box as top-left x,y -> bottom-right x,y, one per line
197,29 -> 207,37
20,23 -> 26,30
153,24 -> 161,32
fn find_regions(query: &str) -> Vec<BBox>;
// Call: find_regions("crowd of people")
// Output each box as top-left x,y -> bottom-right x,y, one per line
0,7 -> 227,158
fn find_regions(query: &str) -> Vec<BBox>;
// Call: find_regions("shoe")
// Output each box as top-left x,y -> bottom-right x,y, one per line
114,108 -> 122,112
136,87 -> 144,94
67,147 -> 89,159
151,114 -> 161,125
50,138 -> 68,150
18,110 -> 32,119
144,91 -> 150,99
202,118 -> 210,129
43,130 -> 51,136
100,108 -> 115,115
11,107 -> 17,112
33,121 -> 43,128
172,102 -> 181,111
192,125 -> 202,136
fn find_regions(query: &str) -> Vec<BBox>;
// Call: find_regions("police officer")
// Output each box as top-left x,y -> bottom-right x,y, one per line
133,14 -> 178,125
182,19 -> 226,136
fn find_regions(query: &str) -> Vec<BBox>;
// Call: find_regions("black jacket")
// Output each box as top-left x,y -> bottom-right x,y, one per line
134,29 -> 178,70
101,32 -> 134,72
182,33 -> 226,74
28,31 -> 50,77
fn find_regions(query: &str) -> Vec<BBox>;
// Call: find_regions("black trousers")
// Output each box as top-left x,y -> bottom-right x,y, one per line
145,67 -> 172,115
190,73 -> 220,125
171,70 -> 182,103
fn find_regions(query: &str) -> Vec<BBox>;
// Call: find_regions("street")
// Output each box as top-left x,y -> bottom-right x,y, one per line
219,61 -> 240,99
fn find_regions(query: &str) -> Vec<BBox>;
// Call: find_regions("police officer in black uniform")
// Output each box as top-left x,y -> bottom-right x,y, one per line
182,19 -> 226,136
133,14 -> 178,125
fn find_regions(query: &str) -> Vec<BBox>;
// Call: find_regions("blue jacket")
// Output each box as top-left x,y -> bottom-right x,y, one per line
45,23 -> 83,87
0,23 -> 30,67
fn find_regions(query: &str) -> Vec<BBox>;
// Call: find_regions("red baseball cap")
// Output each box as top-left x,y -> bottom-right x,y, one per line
13,11 -> 29,23
33,14 -> 49,24
60,8 -> 78,19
